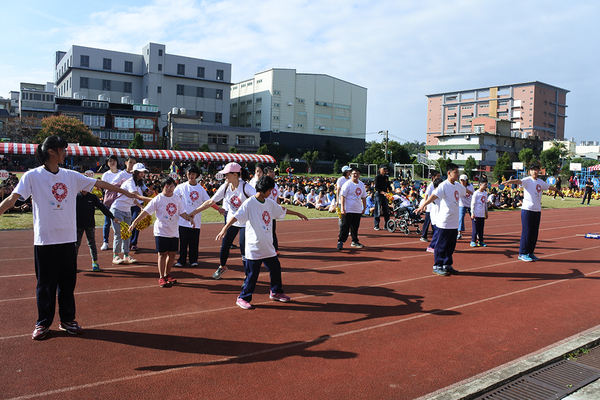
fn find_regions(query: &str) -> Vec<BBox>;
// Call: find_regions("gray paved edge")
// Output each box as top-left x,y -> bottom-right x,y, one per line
415,324 -> 600,400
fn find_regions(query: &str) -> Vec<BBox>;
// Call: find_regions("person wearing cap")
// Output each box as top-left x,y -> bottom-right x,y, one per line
373,164 -> 391,231
110,162 -> 153,265
100,154 -> 122,251
115,155 -> 147,251
504,162 -> 558,262
189,162 -> 255,280
457,174 -> 474,240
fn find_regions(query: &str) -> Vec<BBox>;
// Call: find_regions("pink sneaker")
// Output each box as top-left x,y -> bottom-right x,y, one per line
236,297 -> 253,309
426,247 -> 434,253
269,291 -> 290,302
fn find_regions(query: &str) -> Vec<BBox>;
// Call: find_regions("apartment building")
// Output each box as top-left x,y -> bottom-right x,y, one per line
230,68 -> 367,156
18,82 -> 56,120
426,81 -> 569,145
54,43 -> 232,132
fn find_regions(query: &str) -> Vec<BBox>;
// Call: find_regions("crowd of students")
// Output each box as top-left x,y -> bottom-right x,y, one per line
0,136 -> 594,340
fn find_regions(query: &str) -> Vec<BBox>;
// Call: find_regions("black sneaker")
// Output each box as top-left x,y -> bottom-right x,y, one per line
445,266 -> 460,275
59,320 -> 83,335
336,242 -> 343,250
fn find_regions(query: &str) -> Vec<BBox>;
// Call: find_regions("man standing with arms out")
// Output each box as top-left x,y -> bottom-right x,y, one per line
337,168 -> 367,250
373,164 -> 390,231
505,162 -> 558,262
416,163 -> 465,276
420,170 -> 440,242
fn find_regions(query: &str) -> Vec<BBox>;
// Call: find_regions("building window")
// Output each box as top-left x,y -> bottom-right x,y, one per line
124,82 -> 132,93
255,123 -> 261,127
177,85 -> 184,95
158,49 -> 163,56
80,77 -> 89,89
216,69 -> 224,80
215,113 -> 222,123
158,63 -> 162,71
256,97 -> 262,102
157,86 -> 161,93
103,58 -> 112,70
196,111 -> 204,118
80,55 -> 89,68
216,89 -> 223,99
197,67 -> 205,78
196,87 -> 204,98
124,61 -> 133,73
298,99 -> 305,103
236,135 -> 255,145
208,134 -> 228,145
102,80 -> 111,91
298,111 -> 307,116
273,116 -> 279,120
177,64 -> 185,75
273,103 -> 280,107
256,110 -> 261,115
297,124 -> 303,127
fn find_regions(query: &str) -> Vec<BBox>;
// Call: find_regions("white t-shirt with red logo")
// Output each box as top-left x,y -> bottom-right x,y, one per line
143,193 -> 184,238
232,196 -> 286,260
471,190 -> 488,218
211,179 -> 256,228
433,180 -> 466,229
340,179 -> 367,214
459,183 -> 474,207
269,182 -> 280,203
521,177 -> 549,212
174,182 -> 210,229
13,166 -> 96,245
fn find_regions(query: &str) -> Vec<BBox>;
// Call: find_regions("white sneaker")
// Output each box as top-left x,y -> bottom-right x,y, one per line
101,242 -> 109,251
123,255 -> 137,264
112,256 -> 124,265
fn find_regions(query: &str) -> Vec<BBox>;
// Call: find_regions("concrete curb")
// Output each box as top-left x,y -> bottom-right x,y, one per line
416,324 -> 600,400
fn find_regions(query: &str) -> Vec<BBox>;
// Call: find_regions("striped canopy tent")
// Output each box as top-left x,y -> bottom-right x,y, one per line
588,164 -> 600,171
0,143 -> 276,164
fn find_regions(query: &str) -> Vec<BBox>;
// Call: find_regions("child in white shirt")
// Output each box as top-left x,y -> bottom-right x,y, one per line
470,178 -> 489,247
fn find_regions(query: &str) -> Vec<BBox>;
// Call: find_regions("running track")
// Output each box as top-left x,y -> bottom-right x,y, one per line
1,207 -> 599,399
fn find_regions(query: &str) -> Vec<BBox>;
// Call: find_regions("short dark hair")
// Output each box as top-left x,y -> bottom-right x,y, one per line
446,163 -> 459,174
529,161 -> 541,171
430,170 -> 440,178
479,177 -> 488,184
161,176 -> 176,189
185,163 -> 200,175
255,175 -> 275,193
351,168 -> 361,174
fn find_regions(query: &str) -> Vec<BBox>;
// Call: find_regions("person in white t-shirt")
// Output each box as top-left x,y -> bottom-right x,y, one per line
420,170 -> 441,242
265,166 -> 281,251
504,162 -> 558,262
316,189 -> 331,211
337,168 -> 367,250
173,164 -> 211,268
293,189 -> 306,206
470,177 -> 489,247
189,162 -> 255,280
110,163 -> 153,265
336,166 -> 351,207
457,174 -> 474,240
216,175 -> 308,310
248,163 -> 265,188
416,163 -> 466,276
0,135 -> 145,340
100,154 -> 121,250
131,177 -> 194,288
425,177 -> 443,253
117,156 -> 146,251
306,188 -> 317,208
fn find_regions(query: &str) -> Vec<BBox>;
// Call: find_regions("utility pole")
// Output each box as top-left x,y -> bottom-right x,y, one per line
379,130 -> 389,162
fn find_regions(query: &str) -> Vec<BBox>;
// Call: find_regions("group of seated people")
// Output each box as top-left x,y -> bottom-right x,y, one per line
487,188 -> 524,210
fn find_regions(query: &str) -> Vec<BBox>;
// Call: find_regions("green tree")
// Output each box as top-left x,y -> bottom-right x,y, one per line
229,147 -> 238,153
199,143 -> 210,152
463,156 -> 477,180
279,160 -> 291,174
540,146 -> 561,175
436,157 -> 451,176
302,150 -> 319,171
129,132 -> 144,149
351,140 -> 386,165
172,143 -> 181,151
494,152 -> 512,182
333,159 -> 340,174
386,141 -> 410,164
256,144 -> 269,155
34,115 -> 100,146
518,148 -> 535,169
5,116 -> 41,143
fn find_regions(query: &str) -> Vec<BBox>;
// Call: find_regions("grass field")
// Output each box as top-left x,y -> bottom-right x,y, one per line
0,195 -> 595,231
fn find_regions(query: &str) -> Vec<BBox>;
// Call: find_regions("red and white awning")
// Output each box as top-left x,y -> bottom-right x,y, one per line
588,164 -> 600,171
0,143 -> 276,164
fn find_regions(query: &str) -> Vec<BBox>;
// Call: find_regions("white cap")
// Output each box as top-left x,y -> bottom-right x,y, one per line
459,174 -> 468,181
341,166 -> 351,172
132,163 -> 148,172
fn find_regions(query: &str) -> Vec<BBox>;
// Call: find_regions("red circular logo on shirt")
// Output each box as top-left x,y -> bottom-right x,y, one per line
230,195 -> 242,209
355,187 -> 362,197
262,211 -> 271,226
272,188 -> 278,198
481,196 -> 486,204
166,203 -> 177,216
52,182 -> 68,202
536,184 -> 542,194
190,191 -> 199,202
454,191 -> 459,201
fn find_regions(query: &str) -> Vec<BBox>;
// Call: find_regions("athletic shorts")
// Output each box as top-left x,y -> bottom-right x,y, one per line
155,236 -> 179,253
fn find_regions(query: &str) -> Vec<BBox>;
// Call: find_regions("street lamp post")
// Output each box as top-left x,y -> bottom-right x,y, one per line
379,130 -> 389,162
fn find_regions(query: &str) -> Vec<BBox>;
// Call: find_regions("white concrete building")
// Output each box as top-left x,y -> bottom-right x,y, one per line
230,68 -> 367,156
54,43 -> 232,131
18,82 -> 56,119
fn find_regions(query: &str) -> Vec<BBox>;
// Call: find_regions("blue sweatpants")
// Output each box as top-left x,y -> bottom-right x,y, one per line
519,210 -> 541,256
434,228 -> 458,267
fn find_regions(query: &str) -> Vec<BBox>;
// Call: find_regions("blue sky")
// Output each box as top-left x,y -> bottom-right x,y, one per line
2,0 -> 599,144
